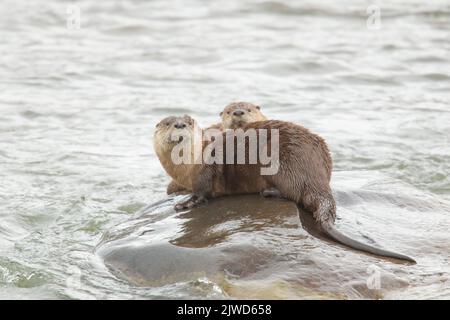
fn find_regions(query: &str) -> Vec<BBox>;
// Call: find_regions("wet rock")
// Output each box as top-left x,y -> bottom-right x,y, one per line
97,195 -> 304,288
96,171 -> 450,299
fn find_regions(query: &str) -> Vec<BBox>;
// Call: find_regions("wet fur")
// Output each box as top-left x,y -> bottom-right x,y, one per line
164,102 -> 267,195
172,119 -> 415,263
188,120 -> 335,224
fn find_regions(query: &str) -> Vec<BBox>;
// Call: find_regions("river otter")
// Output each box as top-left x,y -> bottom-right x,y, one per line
220,102 -> 267,129
154,115 -> 201,193
165,102 -> 267,195
153,115 -> 415,263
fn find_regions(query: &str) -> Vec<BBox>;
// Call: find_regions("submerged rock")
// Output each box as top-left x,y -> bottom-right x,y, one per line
96,171 -> 450,299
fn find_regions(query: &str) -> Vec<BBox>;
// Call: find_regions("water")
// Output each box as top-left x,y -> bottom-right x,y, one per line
0,0 -> 449,299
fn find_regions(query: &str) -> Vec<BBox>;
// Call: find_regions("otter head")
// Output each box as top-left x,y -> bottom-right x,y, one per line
154,115 -> 200,152
220,102 -> 267,129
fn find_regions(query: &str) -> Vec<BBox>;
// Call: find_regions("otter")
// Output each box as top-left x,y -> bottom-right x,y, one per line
220,102 -> 267,130
153,115 -> 415,263
164,102 -> 267,195
154,115 -> 201,193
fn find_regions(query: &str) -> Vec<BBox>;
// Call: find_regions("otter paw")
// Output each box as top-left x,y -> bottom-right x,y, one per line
174,195 -> 206,211
261,187 -> 281,198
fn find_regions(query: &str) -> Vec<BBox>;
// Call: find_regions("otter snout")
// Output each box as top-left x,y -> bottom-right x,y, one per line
174,122 -> 187,129
233,109 -> 245,117
154,115 -> 198,147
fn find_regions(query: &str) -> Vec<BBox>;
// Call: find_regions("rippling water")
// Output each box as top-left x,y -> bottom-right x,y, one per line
0,0 -> 449,299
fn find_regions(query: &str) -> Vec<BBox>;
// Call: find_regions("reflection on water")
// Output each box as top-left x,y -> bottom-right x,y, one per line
0,0 -> 449,299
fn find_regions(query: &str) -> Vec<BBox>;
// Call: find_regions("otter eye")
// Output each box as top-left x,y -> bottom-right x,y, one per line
227,112 -> 230,115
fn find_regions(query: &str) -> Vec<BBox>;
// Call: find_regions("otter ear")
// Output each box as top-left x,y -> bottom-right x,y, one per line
256,105 -> 261,110
220,111 -> 223,116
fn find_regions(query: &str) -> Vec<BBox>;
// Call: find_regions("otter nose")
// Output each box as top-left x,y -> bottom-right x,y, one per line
233,109 -> 245,116
174,122 -> 186,129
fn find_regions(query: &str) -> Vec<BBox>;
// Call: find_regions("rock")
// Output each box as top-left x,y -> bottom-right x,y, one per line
97,195 -> 304,288
96,171 -> 450,299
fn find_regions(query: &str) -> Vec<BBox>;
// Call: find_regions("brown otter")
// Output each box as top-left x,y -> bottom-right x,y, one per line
154,115 -> 202,193
164,102 -> 267,195
220,102 -> 267,130
153,115 -> 416,263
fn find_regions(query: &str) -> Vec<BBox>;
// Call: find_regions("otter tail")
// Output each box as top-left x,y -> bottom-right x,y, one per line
322,222 -> 416,263
305,191 -> 416,263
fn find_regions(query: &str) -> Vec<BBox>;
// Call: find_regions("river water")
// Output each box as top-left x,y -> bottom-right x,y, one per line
0,0 -> 449,299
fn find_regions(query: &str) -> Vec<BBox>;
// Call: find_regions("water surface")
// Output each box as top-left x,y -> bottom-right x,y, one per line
0,0 -> 449,299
